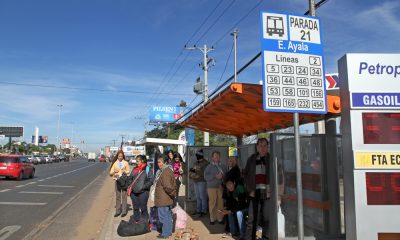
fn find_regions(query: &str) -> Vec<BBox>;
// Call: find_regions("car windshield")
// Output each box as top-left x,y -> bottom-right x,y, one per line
0,157 -> 18,163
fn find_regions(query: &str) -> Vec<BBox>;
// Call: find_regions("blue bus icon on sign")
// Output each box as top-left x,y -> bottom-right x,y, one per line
267,16 -> 284,37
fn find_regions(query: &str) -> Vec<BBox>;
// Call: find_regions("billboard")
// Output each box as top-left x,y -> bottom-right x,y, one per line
32,136 -> 48,143
0,126 -> 23,137
149,106 -> 183,123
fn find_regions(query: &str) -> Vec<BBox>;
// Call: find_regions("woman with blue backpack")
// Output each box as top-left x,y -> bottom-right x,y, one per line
128,155 -> 154,222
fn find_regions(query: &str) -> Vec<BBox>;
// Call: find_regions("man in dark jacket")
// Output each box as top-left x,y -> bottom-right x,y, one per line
243,138 -> 272,240
154,156 -> 176,239
188,149 -> 209,217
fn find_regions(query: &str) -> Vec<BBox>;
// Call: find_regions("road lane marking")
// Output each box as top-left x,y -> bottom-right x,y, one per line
22,171 -> 105,240
0,202 -> 47,206
38,179 -> 45,182
26,182 -> 36,185
0,225 -> 21,240
0,189 -> 11,193
15,185 -> 26,188
38,185 -> 74,188
19,191 -> 63,195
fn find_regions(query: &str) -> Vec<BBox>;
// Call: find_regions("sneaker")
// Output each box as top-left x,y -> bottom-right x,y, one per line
210,221 -> 215,225
157,235 -> 170,239
121,213 -> 127,217
191,212 -> 201,216
222,232 -> 231,238
114,212 -> 121,217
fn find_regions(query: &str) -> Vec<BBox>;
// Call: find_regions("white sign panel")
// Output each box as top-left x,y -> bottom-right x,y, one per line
261,12 -> 327,113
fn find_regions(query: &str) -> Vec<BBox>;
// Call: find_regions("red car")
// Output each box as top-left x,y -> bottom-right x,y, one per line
0,155 -> 35,180
99,155 -> 107,163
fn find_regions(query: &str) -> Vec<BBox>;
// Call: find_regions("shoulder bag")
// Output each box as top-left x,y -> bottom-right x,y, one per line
127,170 -> 144,196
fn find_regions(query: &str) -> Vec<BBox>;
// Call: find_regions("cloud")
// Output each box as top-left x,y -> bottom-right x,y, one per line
355,1 -> 400,34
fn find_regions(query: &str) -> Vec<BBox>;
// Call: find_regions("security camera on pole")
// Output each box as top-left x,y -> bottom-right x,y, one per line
186,44 -> 214,146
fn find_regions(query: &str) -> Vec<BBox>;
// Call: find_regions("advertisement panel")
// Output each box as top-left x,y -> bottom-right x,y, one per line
149,106 -> 183,123
0,126 -> 24,137
32,135 -> 48,143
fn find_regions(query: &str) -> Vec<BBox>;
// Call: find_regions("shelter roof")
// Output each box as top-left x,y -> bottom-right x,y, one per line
181,83 -> 340,137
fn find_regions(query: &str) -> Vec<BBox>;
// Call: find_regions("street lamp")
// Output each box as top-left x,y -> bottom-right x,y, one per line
57,104 -> 63,152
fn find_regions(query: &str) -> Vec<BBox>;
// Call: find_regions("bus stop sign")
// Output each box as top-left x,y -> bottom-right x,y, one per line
260,12 -> 327,114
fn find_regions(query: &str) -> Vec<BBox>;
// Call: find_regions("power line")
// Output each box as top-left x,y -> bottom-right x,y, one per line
215,42 -> 234,89
184,0 -> 224,46
178,0 -> 331,122
194,0 -> 237,46
0,81 -> 193,96
212,0 -> 264,46
145,0 -> 226,109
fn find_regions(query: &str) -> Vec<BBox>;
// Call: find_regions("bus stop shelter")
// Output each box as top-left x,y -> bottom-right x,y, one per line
179,83 -> 343,240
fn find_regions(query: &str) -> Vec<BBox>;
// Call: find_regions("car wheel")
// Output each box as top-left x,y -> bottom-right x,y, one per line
30,169 -> 35,178
16,171 -> 23,180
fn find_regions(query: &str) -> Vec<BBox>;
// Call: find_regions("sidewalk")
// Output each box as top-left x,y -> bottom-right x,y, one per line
99,183 -> 236,240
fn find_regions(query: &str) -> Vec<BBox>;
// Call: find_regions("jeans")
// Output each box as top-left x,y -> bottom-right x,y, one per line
130,191 -> 149,221
228,213 -> 238,235
236,209 -> 248,238
193,181 -> 207,213
246,198 -> 270,240
174,178 -> 181,206
158,206 -> 173,237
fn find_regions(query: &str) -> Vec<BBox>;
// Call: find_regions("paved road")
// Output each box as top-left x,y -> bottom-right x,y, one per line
0,159 -> 109,240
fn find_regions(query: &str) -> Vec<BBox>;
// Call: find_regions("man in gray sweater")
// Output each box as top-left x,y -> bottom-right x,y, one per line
204,150 -> 227,224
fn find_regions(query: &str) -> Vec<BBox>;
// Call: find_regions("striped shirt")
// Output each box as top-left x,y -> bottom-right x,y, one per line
255,156 -> 268,190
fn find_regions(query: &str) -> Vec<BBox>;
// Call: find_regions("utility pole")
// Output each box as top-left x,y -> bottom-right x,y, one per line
231,29 -> 239,83
56,104 -> 63,153
185,44 -> 214,146
112,139 -> 116,147
120,134 -> 125,148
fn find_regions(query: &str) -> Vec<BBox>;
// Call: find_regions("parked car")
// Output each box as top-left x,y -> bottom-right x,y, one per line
33,155 -> 43,164
0,155 -> 35,180
44,155 -> 53,164
26,155 -> 37,164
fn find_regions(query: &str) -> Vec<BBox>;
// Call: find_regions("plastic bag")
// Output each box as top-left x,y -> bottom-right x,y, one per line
278,206 -> 285,239
173,205 -> 187,230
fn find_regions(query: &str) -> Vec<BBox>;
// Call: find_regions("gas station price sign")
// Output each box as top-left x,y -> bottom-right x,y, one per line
260,12 -> 327,113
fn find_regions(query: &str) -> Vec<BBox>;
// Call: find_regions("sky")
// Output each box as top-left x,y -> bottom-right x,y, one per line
0,0 -> 399,152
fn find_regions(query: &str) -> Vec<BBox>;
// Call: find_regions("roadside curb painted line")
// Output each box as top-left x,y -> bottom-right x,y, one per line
21,171 -> 105,240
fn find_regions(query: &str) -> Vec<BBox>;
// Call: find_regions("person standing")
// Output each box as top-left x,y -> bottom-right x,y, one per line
109,150 -> 130,217
224,156 -> 241,185
188,149 -> 209,217
165,150 -> 174,165
129,155 -> 153,222
154,156 -> 176,239
171,152 -> 184,205
204,150 -> 227,224
243,138 -> 277,240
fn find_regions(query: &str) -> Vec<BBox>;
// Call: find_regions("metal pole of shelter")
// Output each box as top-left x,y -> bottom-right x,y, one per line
232,29 -> 238,83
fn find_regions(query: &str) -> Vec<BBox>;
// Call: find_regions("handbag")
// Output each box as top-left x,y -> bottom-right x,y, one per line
149,184 -> 156,202
127,170 -> 144,196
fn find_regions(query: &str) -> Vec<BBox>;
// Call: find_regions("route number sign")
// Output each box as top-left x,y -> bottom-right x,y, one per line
261,12 -> 327,113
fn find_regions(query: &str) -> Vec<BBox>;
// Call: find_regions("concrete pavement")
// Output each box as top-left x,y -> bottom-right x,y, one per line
99,182 -> 236,240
